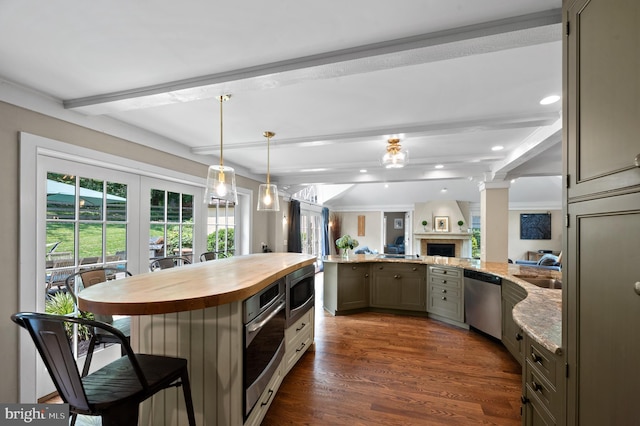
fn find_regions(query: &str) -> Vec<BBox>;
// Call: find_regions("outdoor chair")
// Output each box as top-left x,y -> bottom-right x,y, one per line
65,267 -> 133,376
46,258 -> 75,294
11,312 -> 196,426
150,256 -> 191,271
199,251 -> 217,262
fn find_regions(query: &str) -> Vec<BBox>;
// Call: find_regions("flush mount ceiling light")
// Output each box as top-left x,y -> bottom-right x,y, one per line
540,95 -> 561,105
381,138 -> 408,168
257,131 -> 280,211
204,95 -> 238,206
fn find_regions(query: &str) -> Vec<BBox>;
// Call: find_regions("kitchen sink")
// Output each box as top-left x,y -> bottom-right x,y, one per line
377,254 -> 420,259
513,274 -> 562,289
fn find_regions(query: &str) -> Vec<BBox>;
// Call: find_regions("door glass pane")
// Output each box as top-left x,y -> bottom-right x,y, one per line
182,193 -> 193,221
149,223 -> 165,258
167,191 -> 180,222
47,173 -> 75,220
106,182 -> 127,221
150,189 -> 165,222
79,177 -> 103,221
79,223 -> 103,265
106,224 -> 127,263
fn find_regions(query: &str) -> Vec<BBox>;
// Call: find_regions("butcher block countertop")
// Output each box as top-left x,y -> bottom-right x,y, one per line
78,253 -> 316,316
324,254 -> 563,354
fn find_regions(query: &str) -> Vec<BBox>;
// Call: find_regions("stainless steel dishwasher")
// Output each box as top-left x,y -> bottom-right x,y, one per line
463,270 -> 502,339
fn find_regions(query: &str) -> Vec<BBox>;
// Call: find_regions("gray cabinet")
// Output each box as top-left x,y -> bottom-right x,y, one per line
522,333 -> 564,426
370,263 -> 426,311
565,0 -> 640,200
427,265 -> 464,323
323,262 -> 369,314
501,279 -> 526,365
564,1 -> 640,424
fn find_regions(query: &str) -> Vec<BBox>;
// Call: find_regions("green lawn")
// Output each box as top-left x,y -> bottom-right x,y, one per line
47,222 -> 126,259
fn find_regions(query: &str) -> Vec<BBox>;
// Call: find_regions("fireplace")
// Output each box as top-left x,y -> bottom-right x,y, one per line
427,243 -> 456,257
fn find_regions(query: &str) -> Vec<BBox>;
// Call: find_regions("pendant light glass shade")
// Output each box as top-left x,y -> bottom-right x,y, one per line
204,95 -> 238,206
381,138 -> 408,168
257,131 -> 280,211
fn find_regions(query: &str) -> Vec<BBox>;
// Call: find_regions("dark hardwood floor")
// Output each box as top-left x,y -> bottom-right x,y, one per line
262,273 -> 522,426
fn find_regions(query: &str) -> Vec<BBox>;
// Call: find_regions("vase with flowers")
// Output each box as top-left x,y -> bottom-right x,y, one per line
336,234 -> 359,259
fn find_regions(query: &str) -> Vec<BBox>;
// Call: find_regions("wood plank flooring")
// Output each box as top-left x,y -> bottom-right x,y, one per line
262,273 -> 522,426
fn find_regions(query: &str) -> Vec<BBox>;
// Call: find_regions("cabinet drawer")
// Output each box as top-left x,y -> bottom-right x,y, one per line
525,361 -> 560,417
527,338 -> 558,386
428,291 -> 463,322
428,265 -> 462,279
429,275 -> 462,289
285,307 -> 313,346
429,283 -> 462,299
373,264 -> 424,274
285,329 -> 312,374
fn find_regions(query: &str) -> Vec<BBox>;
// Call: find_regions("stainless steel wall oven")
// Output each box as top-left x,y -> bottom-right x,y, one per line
285,264 -> 315,328
243,279 -> 286,418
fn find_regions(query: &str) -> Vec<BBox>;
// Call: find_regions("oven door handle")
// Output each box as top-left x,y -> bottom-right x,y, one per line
247,299 -> 286,333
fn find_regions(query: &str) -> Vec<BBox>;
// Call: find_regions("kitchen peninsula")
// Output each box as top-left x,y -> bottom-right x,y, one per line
78,253 -> 316,426
323,254 -> 564,424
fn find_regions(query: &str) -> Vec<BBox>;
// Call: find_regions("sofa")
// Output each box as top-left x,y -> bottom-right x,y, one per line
515,253 -> 562,271
385,236 -> 405,254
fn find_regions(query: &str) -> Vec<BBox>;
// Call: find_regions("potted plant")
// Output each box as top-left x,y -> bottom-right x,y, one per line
421,220 -> 428,231
335,234 -> 359,259
457,220 -> 465,232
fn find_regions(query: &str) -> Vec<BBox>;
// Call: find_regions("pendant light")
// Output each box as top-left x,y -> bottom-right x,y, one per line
204,95 -> 238,206
381,138 -> 408,168
257,131 -> 280,211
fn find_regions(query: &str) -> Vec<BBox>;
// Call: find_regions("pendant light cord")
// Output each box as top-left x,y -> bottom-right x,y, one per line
219,95 -> 224,168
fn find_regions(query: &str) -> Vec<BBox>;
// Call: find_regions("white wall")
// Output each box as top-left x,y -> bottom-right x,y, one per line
508,209 -> 563,261
333,211 -> 383,253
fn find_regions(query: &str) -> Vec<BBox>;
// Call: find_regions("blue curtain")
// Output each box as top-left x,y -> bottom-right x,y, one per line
320,207 -> 330,270
287,200 -> 302,253
321,208 -> 330,255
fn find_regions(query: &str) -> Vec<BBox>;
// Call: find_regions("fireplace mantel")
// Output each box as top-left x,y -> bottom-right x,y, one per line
413,232 -> 471,240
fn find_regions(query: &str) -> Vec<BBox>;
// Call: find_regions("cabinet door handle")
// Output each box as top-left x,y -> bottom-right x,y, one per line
296,342 -> 306,352
515,333 -> 523,341
296,322 -> 307,332
352,266 -> 357,270
441,296 -> 447,301
635,153 -> 640,167
531,352 -> 543,364
412,267 -> 417,271
442,280 -> 447,284
260,389 -> 274,406
441,289 -> 447,293
394,274 -> 401,279
532,380 -> 543,392
365,273 -> 369,278
634,281 -> 640,295
521,395 -> 529,405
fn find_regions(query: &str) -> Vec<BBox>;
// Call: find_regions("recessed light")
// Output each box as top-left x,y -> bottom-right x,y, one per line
540,95 -> 561,105
360,169 -> 367,173
491,145 -> 504,151
441,188 -> 447,193
435,164 -> 444,169
384,184 -> 389,188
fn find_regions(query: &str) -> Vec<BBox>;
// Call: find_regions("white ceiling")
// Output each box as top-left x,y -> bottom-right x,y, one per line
0,0 -> 563,210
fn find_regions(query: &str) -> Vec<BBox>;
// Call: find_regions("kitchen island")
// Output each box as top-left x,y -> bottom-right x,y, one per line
78,253 -> 316,426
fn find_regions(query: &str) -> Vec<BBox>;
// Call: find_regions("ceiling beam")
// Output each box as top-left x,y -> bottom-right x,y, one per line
64,9 -> 561,115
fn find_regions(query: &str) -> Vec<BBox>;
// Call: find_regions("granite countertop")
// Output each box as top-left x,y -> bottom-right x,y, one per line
323,254 -> 562,354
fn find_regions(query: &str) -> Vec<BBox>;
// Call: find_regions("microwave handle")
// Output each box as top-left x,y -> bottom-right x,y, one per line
247,299 -> 285,333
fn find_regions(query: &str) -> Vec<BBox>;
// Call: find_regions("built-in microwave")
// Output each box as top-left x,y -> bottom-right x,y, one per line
285,264 -> 315,328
